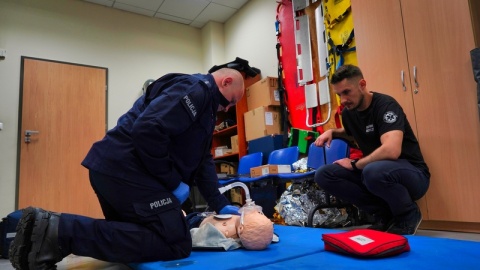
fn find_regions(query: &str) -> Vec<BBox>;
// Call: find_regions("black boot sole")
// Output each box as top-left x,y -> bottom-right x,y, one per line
28,209 -> 57,270
9,207 -> 37,270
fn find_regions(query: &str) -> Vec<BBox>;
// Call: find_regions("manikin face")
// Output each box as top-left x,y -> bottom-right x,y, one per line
200,215 -> 241,239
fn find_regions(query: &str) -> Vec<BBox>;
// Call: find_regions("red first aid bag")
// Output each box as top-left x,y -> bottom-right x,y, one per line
322,229 -> 410,257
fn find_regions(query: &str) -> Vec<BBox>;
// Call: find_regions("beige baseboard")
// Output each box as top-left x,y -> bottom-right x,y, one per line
420,220 -> 480,233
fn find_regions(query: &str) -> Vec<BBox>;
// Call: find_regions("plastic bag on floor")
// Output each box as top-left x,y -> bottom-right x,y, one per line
275,181 -> 348,227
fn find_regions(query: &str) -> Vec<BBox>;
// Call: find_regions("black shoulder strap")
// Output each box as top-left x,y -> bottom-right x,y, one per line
276,42 -> 291,147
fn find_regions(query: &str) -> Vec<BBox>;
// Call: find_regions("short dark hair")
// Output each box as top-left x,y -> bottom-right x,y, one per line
331,65 -> 364,84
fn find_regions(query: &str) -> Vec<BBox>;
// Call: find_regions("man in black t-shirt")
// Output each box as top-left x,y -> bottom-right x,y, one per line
314,65 -> 430,235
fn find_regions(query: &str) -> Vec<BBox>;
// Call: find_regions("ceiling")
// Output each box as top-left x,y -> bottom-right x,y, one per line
82,0 -> 250,28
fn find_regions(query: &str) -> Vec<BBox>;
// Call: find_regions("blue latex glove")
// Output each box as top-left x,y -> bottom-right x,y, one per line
219,205 -> 240,215
172,182 -> 190,204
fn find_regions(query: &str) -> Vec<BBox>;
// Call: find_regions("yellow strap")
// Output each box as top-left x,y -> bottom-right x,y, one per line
325,6 -> 351,29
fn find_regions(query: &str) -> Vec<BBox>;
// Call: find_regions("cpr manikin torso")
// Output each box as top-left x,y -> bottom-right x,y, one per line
200,215 -> 240,239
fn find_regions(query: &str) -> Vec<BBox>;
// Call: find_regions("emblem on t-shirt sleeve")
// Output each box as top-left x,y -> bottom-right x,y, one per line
383,111 -> 398,124
181,94 -> 198,120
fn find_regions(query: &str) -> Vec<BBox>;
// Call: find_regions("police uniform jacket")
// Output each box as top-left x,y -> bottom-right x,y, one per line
82,73 -> 230,212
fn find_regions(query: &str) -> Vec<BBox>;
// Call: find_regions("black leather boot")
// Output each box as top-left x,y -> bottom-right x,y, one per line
9,207 -> 37,270
27,208 -> 64,270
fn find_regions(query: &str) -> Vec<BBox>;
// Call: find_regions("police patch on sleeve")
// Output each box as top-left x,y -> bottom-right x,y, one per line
383,111 -> 398,124
180,94 -> 198,121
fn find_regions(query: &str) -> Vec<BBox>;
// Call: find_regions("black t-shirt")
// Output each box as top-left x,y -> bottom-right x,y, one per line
342,92 -> 430,177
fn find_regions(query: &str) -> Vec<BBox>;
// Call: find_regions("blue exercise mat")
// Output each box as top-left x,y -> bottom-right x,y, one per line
263,234 -> 480,269
131,225 -> 326,270
131,225 -> 480,270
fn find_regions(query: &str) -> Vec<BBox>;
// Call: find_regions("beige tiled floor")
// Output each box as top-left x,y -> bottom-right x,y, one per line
0,255 -> 132,270
1,228 -> 480,270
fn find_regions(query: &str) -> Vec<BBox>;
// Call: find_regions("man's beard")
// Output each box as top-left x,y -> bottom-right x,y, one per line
346,94 -> 364,111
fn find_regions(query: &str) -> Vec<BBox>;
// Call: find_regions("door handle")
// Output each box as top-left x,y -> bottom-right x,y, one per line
413,66 -> 419,94
25,130 -> 40,143
401,70 -> 406,91
413,66 -> 418,87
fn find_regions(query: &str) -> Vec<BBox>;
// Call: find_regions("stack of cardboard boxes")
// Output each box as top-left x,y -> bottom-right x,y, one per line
244,77 -> 286,164
244,77 -> 293,173
244,76 -> 282,141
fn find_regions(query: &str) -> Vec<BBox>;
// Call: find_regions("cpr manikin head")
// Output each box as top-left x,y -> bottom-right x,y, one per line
237,206 -> 274,250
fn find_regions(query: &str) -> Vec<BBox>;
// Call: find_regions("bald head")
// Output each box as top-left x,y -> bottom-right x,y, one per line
212,68 -> 245,112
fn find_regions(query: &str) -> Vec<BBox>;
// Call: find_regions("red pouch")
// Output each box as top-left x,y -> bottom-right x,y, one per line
322,229 -> 410,257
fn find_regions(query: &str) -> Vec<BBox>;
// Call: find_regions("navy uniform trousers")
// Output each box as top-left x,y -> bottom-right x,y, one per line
57,170 -> 192,263
315,159 -> 430,218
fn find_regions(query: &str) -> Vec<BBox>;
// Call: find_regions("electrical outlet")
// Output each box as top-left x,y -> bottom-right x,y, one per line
0,49 -> 6,58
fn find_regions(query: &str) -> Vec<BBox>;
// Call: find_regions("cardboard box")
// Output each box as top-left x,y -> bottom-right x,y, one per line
220,163 -> 236,174
244,106 -> 281,141
230,135 -> 239,153
214,146 -> 231,157
250,164 -> 292,177
246,77 -> 280,111
230,188 -> 244,205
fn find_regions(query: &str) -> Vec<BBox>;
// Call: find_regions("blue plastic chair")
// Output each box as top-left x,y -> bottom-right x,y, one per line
325,138 -> 350,164
276,144 -> 325,181
268,146 -> 300,169
306,143 -> 326,170
275,139 -> 349,187
235,146 -> 299,184
218,152 -> 263,185
237,147 -> 299,218
237,152 -> 263,175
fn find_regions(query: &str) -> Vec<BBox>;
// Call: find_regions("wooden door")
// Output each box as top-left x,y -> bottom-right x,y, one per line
350,0 -> 417,135
401,0 -> 480,223
18,57 -> 107,218
352,0 -> 480,226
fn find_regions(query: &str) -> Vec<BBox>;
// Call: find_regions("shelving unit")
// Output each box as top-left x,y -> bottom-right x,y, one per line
212,74 -> 261,163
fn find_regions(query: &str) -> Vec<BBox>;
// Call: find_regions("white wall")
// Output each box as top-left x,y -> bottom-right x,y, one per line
225,0 -> 279,77
0,0 -> 279,216
201,21 -> 226,71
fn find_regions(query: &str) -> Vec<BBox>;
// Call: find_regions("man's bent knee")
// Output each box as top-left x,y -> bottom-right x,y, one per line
314,164 -> 336,189
142,234 -> 192,262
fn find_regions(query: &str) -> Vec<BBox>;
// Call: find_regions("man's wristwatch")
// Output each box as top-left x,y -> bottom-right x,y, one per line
350,159 -> 360,171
